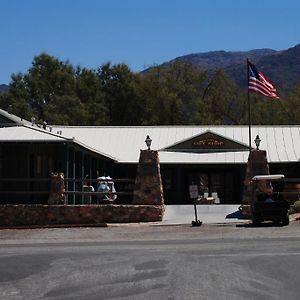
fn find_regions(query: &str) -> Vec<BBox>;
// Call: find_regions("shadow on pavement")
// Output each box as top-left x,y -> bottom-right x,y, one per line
226,210 -> 243,219
236,222 -> 288,228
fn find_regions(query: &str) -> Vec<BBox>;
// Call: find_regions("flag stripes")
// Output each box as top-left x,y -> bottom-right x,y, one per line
248,61 -> 279,99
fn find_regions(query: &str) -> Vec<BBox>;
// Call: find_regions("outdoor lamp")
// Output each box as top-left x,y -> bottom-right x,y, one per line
31,117 -> 36,126
145,135 -> 152,150
254,135 -> 261,150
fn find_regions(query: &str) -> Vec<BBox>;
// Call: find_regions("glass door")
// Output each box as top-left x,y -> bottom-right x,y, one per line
188,171 -> 234,204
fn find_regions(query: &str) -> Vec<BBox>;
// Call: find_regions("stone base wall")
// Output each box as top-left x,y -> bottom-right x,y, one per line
0,205 -> 165,227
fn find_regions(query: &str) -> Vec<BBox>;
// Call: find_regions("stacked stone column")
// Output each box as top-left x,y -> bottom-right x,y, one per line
241,150 -> 270,218
48,172 -> 65,205
133,150 -> 164,206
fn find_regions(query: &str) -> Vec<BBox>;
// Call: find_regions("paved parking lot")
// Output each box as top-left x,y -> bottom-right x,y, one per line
0,218 -> 300,245
1,221 -> 300,300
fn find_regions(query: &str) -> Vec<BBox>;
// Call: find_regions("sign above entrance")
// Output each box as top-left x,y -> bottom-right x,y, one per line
163,130 -> 249,153
192,138 -> 225,148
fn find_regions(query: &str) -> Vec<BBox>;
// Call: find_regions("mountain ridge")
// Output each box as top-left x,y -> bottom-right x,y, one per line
172,43 -> 300,89
1,44 -> 300,91
0,84 -> 9,93
173,48 -> 278,70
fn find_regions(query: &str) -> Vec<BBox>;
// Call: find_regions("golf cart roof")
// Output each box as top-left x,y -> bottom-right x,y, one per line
252,174 -> 285,181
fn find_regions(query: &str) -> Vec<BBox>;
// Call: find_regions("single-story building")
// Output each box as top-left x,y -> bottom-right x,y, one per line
1,109 -> 300,205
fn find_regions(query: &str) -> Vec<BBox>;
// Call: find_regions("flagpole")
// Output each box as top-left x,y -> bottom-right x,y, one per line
247,58 -> 252,155
247,58 -> 253,184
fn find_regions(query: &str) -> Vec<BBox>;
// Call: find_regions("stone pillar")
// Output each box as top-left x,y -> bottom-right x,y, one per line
241,150 -> 270,217
133,150 -> 164,205
48,172 -> 65,205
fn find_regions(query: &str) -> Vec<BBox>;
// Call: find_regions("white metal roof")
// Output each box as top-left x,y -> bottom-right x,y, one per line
0,125 -> 117,161
48,125 -> 300,164
1,124 -> 300,164
0,109 -> 31,126
0,125 -> 66,142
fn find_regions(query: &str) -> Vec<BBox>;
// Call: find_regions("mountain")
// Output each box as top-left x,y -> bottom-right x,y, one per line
0,84 -> 9,93
170,44 -> 300,89
174,48 -> 277,70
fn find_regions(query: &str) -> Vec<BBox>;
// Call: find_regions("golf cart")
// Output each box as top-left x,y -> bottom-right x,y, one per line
251,174 -> 289,226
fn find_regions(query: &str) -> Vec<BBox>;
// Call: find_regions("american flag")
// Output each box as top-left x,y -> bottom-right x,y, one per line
248,61 -> 279,99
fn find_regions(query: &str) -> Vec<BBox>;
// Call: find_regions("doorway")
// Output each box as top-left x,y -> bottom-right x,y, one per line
187,170 -> 236,204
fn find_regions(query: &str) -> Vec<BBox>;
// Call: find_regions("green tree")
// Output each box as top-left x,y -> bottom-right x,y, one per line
279,82 -> 300,124
0,53 -> 91,125
1,52 -> 296,127
202,69 -> 247,125
98,63 -> 144,125
139,61 -> 207,125
75,68 -> 108,125
0,73 -> 33,120
26,53 -> 81,124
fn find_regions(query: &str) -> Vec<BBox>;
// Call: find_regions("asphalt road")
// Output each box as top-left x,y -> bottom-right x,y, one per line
1,222 -> 300,300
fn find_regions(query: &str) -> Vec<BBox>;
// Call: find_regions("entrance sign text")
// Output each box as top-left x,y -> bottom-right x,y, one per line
192,138 -> 225,147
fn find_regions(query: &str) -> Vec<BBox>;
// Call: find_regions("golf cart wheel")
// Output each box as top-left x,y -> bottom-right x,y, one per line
252,216 -> 261,226
282,216 -> 290,226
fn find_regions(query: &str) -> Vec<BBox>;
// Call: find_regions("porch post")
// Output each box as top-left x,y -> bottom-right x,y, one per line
81,152 -> 84,204
72,150 -> 76,204
65,143 -> 69,204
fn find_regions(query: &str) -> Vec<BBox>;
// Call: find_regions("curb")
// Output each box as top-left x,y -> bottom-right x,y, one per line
0,223 -> 108,230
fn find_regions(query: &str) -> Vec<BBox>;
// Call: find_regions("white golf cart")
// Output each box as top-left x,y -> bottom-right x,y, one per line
251,174 -> 289,226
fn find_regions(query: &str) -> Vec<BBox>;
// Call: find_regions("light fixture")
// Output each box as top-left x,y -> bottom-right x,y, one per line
43,121 -> 47,130
31,117 -> 36,126
145,135 -> 152,150
254,135 -> 261,150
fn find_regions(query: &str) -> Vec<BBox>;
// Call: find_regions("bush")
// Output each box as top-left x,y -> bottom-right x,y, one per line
289,200 -> 300,214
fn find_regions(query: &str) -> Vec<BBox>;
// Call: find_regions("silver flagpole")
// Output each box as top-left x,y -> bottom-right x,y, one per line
247,58 -> 252,155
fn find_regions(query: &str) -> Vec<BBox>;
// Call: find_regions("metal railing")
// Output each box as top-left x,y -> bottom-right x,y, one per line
64,177 -> 135,205
0,178 -> 50,195
0,177 -> 136,205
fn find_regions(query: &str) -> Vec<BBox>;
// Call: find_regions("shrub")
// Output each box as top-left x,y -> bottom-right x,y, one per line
289,200 -> 300,214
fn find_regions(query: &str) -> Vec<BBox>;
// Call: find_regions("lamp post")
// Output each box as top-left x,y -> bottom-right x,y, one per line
145,135 -> 152,150
254,135 -> 261,150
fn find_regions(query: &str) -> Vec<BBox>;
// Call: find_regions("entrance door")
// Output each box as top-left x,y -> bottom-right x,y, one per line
187,171 -> 235,204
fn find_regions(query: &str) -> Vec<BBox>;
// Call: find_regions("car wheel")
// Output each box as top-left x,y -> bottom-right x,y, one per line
252,217 -> 261,226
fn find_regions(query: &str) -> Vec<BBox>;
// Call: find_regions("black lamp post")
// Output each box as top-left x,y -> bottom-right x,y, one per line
145,135 -> 152,150
254,135 -> 261,150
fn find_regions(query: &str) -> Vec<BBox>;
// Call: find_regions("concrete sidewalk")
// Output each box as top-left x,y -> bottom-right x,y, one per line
161,204 -> 248,225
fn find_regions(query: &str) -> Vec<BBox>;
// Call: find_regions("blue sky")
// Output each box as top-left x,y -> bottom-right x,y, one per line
0,0 -> 299,84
